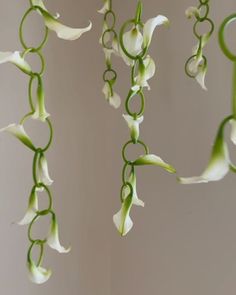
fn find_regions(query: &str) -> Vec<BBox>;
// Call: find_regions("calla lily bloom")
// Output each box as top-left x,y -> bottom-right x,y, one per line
28,259 -> 52,284
179,127 -> 230,184
123,171 -> 144,207
38,153 -> 53,186
98,0 -> 109,14
32,0 -> 92,41
0,51 -> 31,74
18,189 -> 38,225
143,15 -> 169,48
230,119 -> 236,145
113,194 -> 133,236
123,114 -> 143,142
121,15 -> 168,65
0,124 -> 35,150
185,6 -> 200,19
133,154 -> 176,173
133,55 -> 156,90
41,10 -> 92,41
32,77 -> 50,122
102,82 -> 121,109
47,215 -> 71,253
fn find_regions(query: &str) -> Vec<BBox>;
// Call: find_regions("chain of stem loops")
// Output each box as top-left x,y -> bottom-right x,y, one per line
119,2 -> 149,198
19,1 -> 56,266
185,0 -> 214,78
102,0 -> 118,96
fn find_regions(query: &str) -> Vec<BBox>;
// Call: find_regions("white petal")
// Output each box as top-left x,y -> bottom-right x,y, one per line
102,82 -> 121,109
113,209 -> 133,236
38,154 -> 53,186
0,124 -> 35,150
0,51 -> 31,73
230,119 -> 236,145
133,154 -> 176,173
195,65 -> 207,90
40,9 -> 92,41
28,261 -> 52,284
18,190 -> 38,225
47,217 -> 71,253
123,27 -> 143,57
98,0 -> 109,14
123,114 -> 143,142
179,138 -> 230,184
143,15 -> 169,48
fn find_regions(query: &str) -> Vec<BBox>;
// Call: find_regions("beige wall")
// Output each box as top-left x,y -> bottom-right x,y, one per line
1,0 -> 236,294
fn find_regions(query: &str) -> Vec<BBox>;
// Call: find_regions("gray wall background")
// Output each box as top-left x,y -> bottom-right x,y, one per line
0,0 -> 236,294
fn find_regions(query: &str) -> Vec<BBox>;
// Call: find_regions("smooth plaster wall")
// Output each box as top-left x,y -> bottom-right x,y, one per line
0,0 -> 236,294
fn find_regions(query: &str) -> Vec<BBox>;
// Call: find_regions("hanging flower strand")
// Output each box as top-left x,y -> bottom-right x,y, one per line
185,0 -> 214,90
178,14 -> 236,184
0,0 -> 91,284
113,1 -> 176,236
99,0 -> 121,109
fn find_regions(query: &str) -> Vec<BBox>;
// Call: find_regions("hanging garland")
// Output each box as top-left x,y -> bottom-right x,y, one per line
179,13 -> 236,184
185,0 -> 214,90
0,0 -> 91,284
99,0 -> 176,236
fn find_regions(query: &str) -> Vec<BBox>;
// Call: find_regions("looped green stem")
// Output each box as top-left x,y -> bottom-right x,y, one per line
120,181 -> 134,202
125,89 -> 145,117
122,140 -> 149,164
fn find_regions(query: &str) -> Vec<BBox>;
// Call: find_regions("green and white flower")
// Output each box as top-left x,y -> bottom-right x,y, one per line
0,124 -> 35,150
132,55 -> 156,90
123,114 -> 143,142
28,259 -> 52,284
18,189 -> 38,225
98,0 -> 109,14
32,0 -> 92,41
113,194 -> 133,236
179,130 -> 230,184
0,51 -> 31,74
121,15 -> 169,65
47,215 -> 71,253
123,171 -> 144,207
102,82 -> 121,109
31,77 -> 50,122
38,153 -> 53,186
133,154 -> 176,173
185,6 -> 200,19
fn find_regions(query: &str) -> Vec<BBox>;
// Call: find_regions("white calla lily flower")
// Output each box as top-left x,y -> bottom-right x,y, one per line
28,259 -> 52,284
0,51 -> 31,74
32,77 -> 50,122
123,114 -> 143,142
185,6 -> 200,19
179,130 -> 230,184
113,194 -> 133,236
123,171 -> 144,207
18,189 -> 38,225
230,119 -> 236,145
38,153 -> 53,186
0,124 -> 35,150
36,7 -> 92,41
133,55 -> 156,90
47,215 -> 71,253
133,154 -> 176,173
102,82 -> 121,109
143,15 -> 169,48
98,0 -> 109,14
